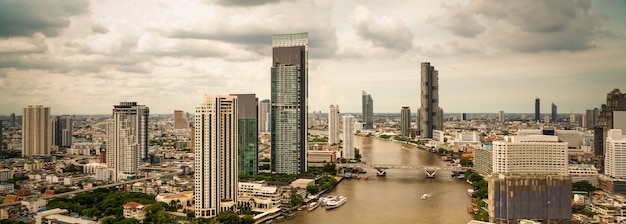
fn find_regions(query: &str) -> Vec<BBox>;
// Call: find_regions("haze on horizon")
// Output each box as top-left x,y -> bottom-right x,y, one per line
1,0 -> 625,115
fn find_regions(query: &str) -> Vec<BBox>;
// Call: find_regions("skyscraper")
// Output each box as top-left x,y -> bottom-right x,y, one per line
194,95 -> 238,218
10,113 -> 15,127
605,129 -> 626,179
400,107 -> 410,137
586,109 -> 596,129
106,113 -> 140,181
535,98 -> 540,122
22,105 -> 51,156
362,91 -> 374,129
52,115 -> 72,149
594,89 -> 626,157
498,110 -> 504,123
174,110 -> 189,129
342,115 -> 355,159
551,103 -> 557,122
230,93 -> 258,176
419,62 -> 442,138
110,102 -> 149,161
270,33 -> 308,174
328,104 -> 340,145
259,99 -> 270,133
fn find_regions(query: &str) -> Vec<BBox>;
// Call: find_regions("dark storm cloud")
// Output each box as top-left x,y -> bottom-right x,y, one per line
0,0 -> 89,38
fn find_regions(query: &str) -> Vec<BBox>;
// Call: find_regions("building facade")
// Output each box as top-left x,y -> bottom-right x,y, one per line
362,91 -> 374,129
328,104 -> 340,145
259,99 -> 270,133
535,98 -> 540,122
551,103 -> 557,122
174,110 -> 189,129
106,112 -> 140,181
342,115 -> 355,159
419,62 -> 442,138
230,94 -> 258,176
22,105 -> 51,156
400,107 -> 410,137
111,102 -> 149,160
194,95 -> 239,218
52,115 -> 72,149
492,135 -> 568,176
605,129 -> 626,179
594,89 -> 626,157
270,33 -> 308,174
498,110 -> 504,123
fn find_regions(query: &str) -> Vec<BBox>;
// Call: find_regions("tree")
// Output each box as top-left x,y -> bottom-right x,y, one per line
573,181 -> 598,192
288,193 -> 304,207
242,215 -> 255,224
216,211 -> 240,224
322,163 -> 336,173
259,164 -> 270,170
306,185 -> 320,195
186,210 -> 195,219
460,158 -> 473,167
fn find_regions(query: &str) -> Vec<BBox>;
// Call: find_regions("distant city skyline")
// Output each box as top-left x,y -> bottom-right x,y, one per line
1,1 -> 625,114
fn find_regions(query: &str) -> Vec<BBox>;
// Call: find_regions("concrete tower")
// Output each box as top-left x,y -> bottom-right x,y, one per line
22,105 -> 51,156
342,115 -> 355,159
400,107 -> 411,136
419,62 -> 441,138
362,91 -> 374,129
329,104 -> 340,145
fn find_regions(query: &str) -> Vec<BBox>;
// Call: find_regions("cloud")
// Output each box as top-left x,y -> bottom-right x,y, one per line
443,10 -> 484,38
210,0 -> 286,7
91,24 -> 110,34
350,5 -> 414,52
0,0 -> 89,38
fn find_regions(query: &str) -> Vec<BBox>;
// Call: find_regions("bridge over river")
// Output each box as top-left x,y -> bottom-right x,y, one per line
339,163 -> 467,177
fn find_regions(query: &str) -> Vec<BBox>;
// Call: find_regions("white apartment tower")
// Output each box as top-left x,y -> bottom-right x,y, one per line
22,105 -> 51,156
492,135 -> 568,175
106,115 -> 140,181
194,95 -> 239,218
328,104 -> 340,145
605,129 -> 626,179
342,115 -> 355,159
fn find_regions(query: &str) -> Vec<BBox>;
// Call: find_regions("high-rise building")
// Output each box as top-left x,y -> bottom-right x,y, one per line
535,98 -> 540,122
492,135 -> 568,175
194,95 -> 239,218
174,110 -> 189,129
362,91 -> 374,129
270,33 -> 308,174
594,89 -> 626,157
328,104 -> 340,145
550,103 -> 557,123
22,105 -> 51,156
586,109 -> 596,129
259,99 -> 270,133
111,102 -> 149,161
106,113 -> 140,181
615,111 -> 626,132
570,113 -> 576,124
230,94 -> 258,176
52,115 -> 72,149
400,107 -> 410,136
498,110 -> 504,123
10,113 -> 15,127
342,115 -> 355,159
605,129 -> 626,179
419,62 -> 442,138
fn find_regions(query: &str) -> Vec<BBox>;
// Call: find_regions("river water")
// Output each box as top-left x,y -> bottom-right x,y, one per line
283,135 -> 473,224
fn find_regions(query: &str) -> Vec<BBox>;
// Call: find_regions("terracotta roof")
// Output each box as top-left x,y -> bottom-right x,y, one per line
43,190 -> 55,196
17,189 -> 31,197
124,201 -> 142,208
3,195 -> 19,203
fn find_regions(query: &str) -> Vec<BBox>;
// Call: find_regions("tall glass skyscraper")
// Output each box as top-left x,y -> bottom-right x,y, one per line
551,103 -> 557,122
535,98 -> 541,122
400,106 -> 411,136
270,33 -> 308,174
362,91 -> 373,129
230,94 -> 258,176
52,115 -> 72,148
419,62 -> 441,138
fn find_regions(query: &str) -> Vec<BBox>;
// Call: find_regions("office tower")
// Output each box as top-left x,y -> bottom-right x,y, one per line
362,91 -> 374,129
174,110 -> 189,129
230,94 -> 258,176
106,113 -> 140,181
535,98 -> 540,122
586,109 -> 595,129
489,135 -> 571,223
328,104 -> 340,145
615,111 -> 626,132
111,102 -> 149,161
259,99 -> 270,133
550,103 -> 557,123
194,95 -> 239,218
461,113 -> 467,121
605,129 -> 626,179
400,107 -> 410,136
52,115 -> 72,149
10,113 -> 15,127
419,62 -> 441,138
270,32 -> 308,174
594,89 -> 626,157
342,115 -> 355,159
22,105 -> 51,156
498,110 -> 504,123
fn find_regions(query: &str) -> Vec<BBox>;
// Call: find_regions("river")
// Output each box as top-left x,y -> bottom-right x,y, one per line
283,135 -> 474,224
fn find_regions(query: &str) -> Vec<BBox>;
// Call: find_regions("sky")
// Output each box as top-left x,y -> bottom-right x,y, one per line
1,0 -> 625,115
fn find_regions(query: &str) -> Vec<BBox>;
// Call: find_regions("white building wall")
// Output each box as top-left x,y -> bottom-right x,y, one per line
492,135 -> 568,175
342,115 -> 355,159
328,105 -> 340,145
605,129 -> 626,179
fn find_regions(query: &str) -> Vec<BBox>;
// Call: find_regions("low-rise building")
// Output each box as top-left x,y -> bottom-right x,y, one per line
155,191 -> 194,210
123,201 -> 146,221
238,182 -> 281,210
0,169 -> 14,181
569,164 -> 599,186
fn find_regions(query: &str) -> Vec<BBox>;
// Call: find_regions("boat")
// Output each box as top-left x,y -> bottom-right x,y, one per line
307,201 -> 320,211
319,196 -> 337,206
467,189 -> 475,197
420,194 -> 428,200
325,196 -> 347,209
364,175 -> 369,180
376,170 -> 386,176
